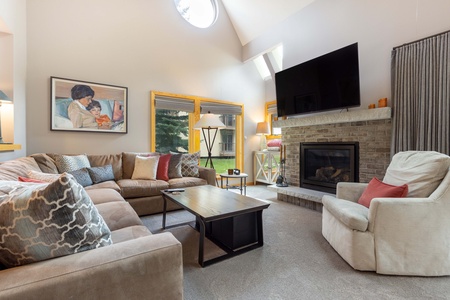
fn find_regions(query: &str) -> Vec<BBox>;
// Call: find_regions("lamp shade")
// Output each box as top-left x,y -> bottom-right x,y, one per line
256,122 -> 270,135
0,90 -> 11,103
194,112 -> 226,129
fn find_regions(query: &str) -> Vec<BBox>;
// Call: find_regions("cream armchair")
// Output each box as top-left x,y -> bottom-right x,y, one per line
322,151 -> 450,276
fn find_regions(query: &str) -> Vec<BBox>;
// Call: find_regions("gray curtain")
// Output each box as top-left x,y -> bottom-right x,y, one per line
391,31 -> 450,155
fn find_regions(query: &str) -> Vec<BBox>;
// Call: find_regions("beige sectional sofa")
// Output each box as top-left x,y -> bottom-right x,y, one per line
32,152 -> 217,216
0,152 -> 216,299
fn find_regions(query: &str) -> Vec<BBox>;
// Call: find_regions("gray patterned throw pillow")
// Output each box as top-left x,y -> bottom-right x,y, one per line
54,154 -> 91,173
68,168 -> 93,187
87,165 -> 115,184
0,173 -> 112,268
181,151 -> 200,177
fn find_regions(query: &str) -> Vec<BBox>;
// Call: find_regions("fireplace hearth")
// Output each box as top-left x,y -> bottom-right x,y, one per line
300,142 -> 359,193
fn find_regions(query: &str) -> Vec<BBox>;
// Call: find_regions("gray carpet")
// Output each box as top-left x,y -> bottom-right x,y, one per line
141,186 -> 450,300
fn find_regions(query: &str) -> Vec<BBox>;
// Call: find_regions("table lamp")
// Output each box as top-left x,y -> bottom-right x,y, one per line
256,121 -> 270,150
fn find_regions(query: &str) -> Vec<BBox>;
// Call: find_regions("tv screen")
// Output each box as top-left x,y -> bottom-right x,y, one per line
276,43 -> 360,117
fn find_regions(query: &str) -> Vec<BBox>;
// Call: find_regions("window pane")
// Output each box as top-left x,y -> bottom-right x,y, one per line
155,109 -> 189,153
174,0 -> 218,29
199,114 -> 235,173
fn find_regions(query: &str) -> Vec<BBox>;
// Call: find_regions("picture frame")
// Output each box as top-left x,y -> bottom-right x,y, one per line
50,77 -> 128,133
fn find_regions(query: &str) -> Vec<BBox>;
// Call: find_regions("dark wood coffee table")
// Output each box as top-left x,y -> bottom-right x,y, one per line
161,185 -> 270,267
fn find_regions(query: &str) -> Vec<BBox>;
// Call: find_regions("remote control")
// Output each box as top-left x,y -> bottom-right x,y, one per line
165,188 -> 185,193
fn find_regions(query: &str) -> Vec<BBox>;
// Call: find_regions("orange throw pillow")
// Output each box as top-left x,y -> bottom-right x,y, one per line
358,177 -> 408,208
157,153 -> 172,181
18,176 -> 46,183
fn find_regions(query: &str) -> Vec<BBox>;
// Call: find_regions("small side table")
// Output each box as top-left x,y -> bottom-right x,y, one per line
220,173 -> 248,195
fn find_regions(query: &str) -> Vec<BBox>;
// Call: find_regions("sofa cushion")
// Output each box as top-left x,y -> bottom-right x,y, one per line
0,157 -> 42,181
110,225 -> 152,244
86,188 -> 124,205
180,151 -> 200,177
68,168 -> 93,187
157,153 -> 171,181
0,174 -> 112,268
54,154 -> 91,173
168,153 -> 183,179
95,201 -> 143,231
88,154 -> 123,181
383,151 -> 450,198
132,156 -> 160,180
30,153 -> 59,174
122,152 -> 159,179
322,195 -> 369,232
358,177 -> 408,208
87,165 -> 115,184
84,180 -> 121,193
117,179 -> 169,198
168,177 -> 208,189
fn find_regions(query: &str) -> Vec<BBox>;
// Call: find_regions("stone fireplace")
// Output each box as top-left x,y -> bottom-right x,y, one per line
268,107 -> 392,211
300,142 -> 359,193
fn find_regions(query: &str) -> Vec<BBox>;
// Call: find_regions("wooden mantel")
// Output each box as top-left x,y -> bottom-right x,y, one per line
273,107 -> 392,128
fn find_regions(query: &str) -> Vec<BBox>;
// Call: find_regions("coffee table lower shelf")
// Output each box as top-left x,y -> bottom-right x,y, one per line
161,188 -> 268,267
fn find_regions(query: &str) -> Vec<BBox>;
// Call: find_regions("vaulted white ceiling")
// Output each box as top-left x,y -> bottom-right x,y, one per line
221,0 -> 316,46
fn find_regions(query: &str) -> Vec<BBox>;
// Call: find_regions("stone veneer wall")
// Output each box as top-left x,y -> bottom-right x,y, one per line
278,110 -> 392,188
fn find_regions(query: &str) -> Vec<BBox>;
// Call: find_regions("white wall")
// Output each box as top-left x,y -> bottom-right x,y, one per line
0,0 -> 27,160
244,0 -> 450,110
25,0 -> 265,176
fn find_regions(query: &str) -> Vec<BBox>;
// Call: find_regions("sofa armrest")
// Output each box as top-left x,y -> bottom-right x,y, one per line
322,195 -> 369,231
368,197 -> 450,275
198,166 -> 216,186
0,232 -> 183,300
336,182 -> 368,202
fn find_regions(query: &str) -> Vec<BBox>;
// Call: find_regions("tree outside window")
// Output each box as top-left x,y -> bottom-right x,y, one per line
155,109 -> 189,153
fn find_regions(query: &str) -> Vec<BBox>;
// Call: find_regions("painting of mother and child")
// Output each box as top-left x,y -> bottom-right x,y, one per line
51,77 -> 128,133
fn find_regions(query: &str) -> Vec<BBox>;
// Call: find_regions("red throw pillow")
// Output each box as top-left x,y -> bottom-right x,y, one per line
157,153 -> 172,181
358,177 -> 408,208
18,176 -> 46,183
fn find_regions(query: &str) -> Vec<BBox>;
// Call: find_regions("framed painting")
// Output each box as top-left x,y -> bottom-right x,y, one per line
50,77 -> 128,133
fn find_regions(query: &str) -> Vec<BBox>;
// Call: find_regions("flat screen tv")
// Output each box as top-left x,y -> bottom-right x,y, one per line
276,43 -> 360,117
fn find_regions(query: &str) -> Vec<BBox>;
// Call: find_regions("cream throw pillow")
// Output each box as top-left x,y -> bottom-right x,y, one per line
131,156 -> 160,180
383,151 -> 450,198
27,170 -> 61,183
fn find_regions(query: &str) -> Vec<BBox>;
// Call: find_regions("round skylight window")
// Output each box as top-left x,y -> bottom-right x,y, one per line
174,0 -> 218,29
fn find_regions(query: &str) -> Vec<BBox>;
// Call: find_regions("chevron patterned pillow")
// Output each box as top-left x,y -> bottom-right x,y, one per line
0,173 -> 112,268
181,151 -> 200,177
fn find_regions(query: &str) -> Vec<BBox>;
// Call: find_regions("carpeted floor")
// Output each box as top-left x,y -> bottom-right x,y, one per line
141,185 -> 450,300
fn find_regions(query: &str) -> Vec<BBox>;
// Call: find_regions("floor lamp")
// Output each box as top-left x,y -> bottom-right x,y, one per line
0,90 -> 12,144
194,111 -> 225,169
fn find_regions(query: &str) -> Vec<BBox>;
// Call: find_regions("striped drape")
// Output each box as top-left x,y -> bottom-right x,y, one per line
391,31 -> 450,155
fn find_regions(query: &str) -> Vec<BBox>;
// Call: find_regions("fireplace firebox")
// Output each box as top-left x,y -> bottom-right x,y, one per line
300,142 -> 359,193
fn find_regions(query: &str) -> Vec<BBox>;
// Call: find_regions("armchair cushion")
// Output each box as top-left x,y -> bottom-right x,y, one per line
383,151 -> 450,198
357,177 -> 408,208
322,195 -> 369,232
